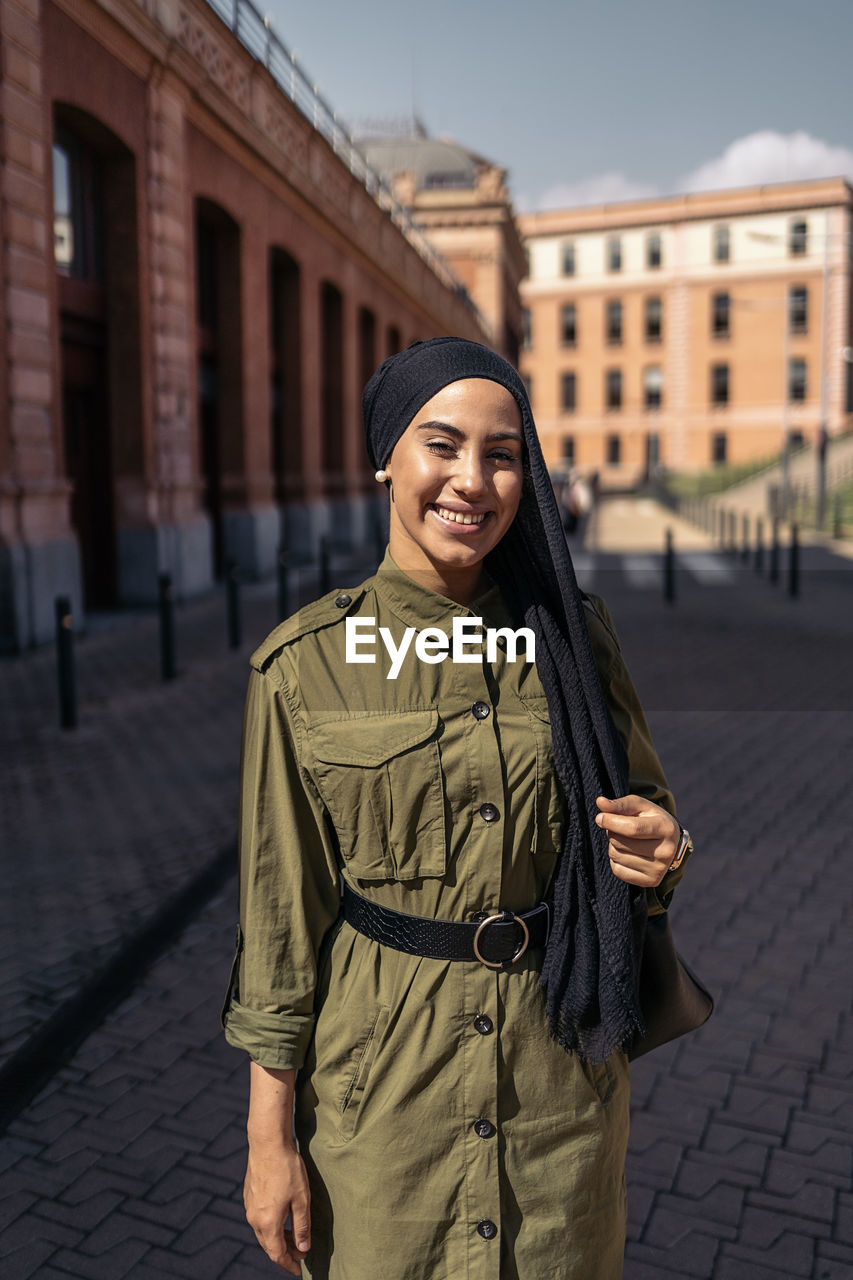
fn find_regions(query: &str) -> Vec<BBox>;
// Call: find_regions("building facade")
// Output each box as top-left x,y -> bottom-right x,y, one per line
0,0 -> 486,650
520,179 -> 853,484
358,122 -> 526,366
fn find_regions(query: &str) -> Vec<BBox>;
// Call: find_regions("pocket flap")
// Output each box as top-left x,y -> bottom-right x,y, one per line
310,709 -> 439,767
519,694 -> 551,723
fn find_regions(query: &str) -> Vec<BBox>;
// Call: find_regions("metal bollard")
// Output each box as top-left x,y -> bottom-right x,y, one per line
226,560 -> 241,650
717,507 -> 727,550
728,510 -> 738,556
158,573 -> 176,681
277,546 -> 290,621
769,517 -> 780,584
788,524 -> 799,599
741,513 -> 750,562
663,529 -> 676,604
833,493 -> 843,540
55,596 -> 77,730
373,513 -> 386,565
754,518 -> 764,574
319,536 -> 331,596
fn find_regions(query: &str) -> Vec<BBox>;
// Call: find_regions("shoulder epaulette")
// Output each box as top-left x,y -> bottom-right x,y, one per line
250,584 -> 370,673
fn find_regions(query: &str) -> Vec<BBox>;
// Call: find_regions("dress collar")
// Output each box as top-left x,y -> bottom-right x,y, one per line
373,547 -> 509,629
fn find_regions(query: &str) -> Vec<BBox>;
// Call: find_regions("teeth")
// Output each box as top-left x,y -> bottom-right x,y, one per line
435,506 -> 486,525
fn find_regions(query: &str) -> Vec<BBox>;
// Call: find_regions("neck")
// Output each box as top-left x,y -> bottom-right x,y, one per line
387,545 -> 489,608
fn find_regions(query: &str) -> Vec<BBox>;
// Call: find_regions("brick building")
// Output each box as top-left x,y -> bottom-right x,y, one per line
519,179 -> 853,485
0,0 -> 488,650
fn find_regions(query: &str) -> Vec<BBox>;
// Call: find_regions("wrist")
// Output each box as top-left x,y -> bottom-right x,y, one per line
668,823 -> 692,872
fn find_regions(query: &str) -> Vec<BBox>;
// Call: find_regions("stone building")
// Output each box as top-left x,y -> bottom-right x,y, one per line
520,179 -> 853,485
357,120 -> 526,366
0,0 -> 487,649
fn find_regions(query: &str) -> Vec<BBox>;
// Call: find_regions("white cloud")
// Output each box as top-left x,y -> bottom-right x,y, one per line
528,131 -> 853,213
535,172 -> 659,210
678,130 -> 853,193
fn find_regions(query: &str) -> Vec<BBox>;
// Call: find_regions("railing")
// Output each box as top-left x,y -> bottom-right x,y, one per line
203,0 -> 487,328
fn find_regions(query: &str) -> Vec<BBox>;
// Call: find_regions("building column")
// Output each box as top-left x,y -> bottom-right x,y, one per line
282,256 -> 322,560
123,68 -> 212,604
0,0 -> 81,649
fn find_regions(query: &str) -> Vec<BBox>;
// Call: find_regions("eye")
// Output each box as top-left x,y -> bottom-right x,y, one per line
425,440 -> 456,455
490,449 -> 520,463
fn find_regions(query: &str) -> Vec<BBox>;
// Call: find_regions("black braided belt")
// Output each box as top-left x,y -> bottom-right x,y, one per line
342,882 -> 551,971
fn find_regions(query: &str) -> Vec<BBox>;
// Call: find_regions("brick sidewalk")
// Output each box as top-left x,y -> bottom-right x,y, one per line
1,510 -> 852,1277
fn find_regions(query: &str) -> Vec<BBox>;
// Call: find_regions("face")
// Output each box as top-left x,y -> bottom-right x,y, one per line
384,378 -> 524,584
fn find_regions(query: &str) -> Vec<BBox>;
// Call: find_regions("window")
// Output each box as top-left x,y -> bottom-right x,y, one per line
713,225 -> 730,263
606,434 -> 621,465
561,372 -> 576,412
605,368 -> 622,410
646,233 -> 662,269
711,363 -> 729,406
712,292 -> 730,338
643,366 -> 663,410
53,131 -> 104,281
560,303 -> 577,346
607,237 -> 622,272
521,307 -> 532,349
605,300 -> 623,345
711,431 -> 727,465
789,219 -> 808,256
789,286 -> 808,335
561,436 -> 575,466
788,357 -> 807,402
561,242 -> 576,276
644,296 -> 662,343
523,247 -> 530,278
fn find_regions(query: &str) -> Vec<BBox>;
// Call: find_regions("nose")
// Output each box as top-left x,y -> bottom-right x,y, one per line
452,448 -> 488,497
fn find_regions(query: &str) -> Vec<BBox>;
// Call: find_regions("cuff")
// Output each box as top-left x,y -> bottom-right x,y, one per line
222,999 -> 314,1070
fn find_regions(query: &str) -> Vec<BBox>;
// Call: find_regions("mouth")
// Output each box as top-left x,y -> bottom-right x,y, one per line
427,503 -> 493,532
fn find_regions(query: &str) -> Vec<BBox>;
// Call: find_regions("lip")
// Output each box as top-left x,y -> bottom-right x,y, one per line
426,503 -> 494,534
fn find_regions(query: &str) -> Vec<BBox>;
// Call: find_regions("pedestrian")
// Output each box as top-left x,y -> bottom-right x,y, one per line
222,337 -> 694,1279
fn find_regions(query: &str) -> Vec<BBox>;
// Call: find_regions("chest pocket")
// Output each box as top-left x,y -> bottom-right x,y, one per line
309,709 -> 447,882
519,695 -> 565,859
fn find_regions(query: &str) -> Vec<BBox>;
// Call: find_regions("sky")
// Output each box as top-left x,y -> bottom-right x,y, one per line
263,0 -> 853,210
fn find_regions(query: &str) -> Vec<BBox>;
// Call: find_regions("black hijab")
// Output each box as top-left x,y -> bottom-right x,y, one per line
363,336 -> 647,1062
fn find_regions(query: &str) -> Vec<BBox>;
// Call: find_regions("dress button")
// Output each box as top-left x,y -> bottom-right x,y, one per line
471,700 -> 491,720
471,910 -> 490,923
476,1219 -> 498,1240
473,1014 -> 493,1035
473,1117 -> 496,1139
479,802 -> 499,823
334,593 -> 351,608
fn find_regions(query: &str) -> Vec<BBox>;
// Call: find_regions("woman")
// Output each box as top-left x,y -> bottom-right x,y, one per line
222,337 -> 692,1279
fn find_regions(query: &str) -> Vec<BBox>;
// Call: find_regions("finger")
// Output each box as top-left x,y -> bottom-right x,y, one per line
290,1189 -> 311,1256
596,812 -> 670,840
595,793 -> 649,815
608,859 -> 662,888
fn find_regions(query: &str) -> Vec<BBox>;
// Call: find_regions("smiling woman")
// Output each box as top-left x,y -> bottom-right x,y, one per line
224,337 -> 695,1280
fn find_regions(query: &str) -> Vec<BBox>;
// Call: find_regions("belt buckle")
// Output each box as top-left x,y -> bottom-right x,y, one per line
473,910 -> 530,970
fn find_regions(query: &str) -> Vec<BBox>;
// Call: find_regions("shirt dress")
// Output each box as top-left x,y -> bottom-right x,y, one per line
222,549 -> 687,1280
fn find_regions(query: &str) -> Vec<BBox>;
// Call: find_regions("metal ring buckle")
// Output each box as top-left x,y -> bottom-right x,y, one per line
473,911 -> 530,970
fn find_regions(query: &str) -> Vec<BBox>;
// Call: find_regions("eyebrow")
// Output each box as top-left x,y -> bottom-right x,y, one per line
415,420 -> 523,443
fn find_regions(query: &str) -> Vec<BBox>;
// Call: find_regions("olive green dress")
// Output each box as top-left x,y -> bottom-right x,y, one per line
222,549 -> 686,1280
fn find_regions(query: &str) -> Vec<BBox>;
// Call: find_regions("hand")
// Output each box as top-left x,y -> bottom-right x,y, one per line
595,794 -> 681,889
244,1142 -> 311,1274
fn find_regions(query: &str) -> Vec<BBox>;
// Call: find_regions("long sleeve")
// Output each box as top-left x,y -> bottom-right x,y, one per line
582,593 -> 691,914
222,665 -> 342,1069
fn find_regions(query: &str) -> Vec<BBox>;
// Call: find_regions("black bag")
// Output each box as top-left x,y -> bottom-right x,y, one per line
628,912 -> 714,1061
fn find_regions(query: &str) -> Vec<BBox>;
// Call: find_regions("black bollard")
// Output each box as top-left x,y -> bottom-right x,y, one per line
728,510 -> 738,556
717,507 -> 726,551
373,513 -> 386,565
158,573 -> 176,681
788,524 -> 799,599
754,518 -> 764,574
55,596 -> 77,730
769,517 -> 780,584
319,536 -> 331,595
277,546 -> 290,621
226,560 -> 241,650
663,528 -> 676,604
833,493 -> 843,540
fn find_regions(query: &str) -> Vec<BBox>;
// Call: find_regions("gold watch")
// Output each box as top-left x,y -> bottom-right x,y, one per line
669,824 -> 692,872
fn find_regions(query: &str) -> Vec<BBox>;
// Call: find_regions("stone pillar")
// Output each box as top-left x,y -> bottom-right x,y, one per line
0,0 -> 81,649
129,68 -> 213,602
284,259 -> 323,560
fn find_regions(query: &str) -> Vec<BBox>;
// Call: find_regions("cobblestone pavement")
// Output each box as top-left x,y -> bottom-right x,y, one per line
1,510 -> 852,1278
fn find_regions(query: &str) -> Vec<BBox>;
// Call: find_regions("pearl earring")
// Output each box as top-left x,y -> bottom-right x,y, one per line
375,469 -> 388,483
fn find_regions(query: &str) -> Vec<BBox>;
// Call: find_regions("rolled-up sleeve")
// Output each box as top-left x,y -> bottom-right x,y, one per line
222,664 -> 341,1069
583,593 -> 691,914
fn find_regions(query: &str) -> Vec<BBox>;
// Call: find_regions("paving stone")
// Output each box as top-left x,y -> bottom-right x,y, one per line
716,1233 -> 817,1276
